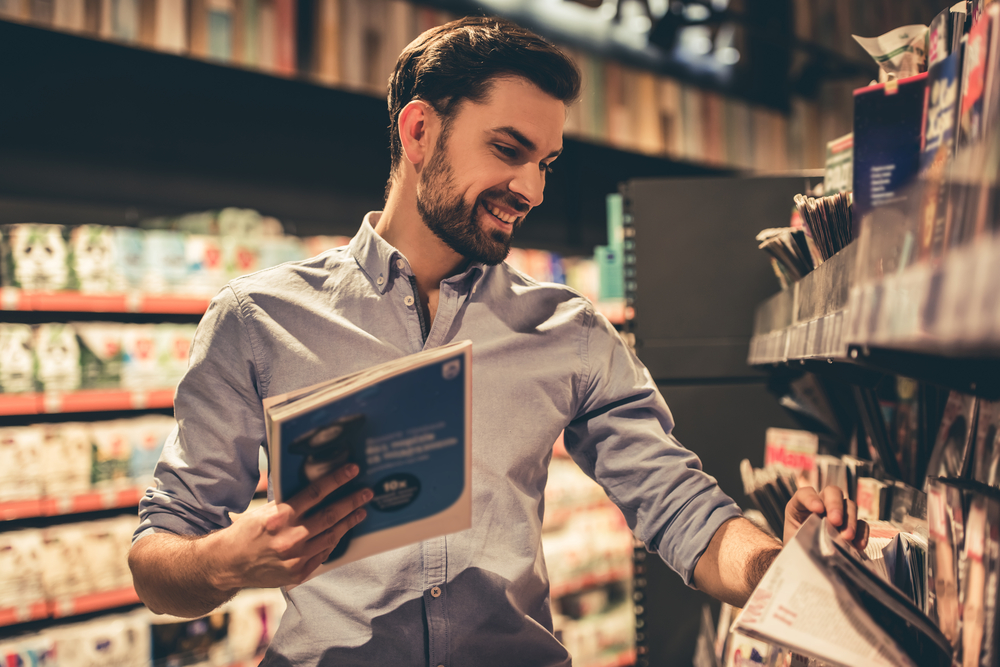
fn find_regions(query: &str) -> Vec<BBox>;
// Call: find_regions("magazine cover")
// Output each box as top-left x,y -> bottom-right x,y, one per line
263,340 -> 473,577
974,400 -> 1000,486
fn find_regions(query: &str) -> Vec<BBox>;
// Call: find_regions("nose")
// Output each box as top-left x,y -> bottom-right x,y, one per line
508,162 -> 545,209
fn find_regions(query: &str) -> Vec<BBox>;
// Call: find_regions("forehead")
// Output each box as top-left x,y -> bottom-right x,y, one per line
452,76 -> 565,153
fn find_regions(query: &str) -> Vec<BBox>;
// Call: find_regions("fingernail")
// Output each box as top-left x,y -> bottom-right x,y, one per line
357,509 -> 367,521
363,489 -> 374,502
347,464 -> 360,477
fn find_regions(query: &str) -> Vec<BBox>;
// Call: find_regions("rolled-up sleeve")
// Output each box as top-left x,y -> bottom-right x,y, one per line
134,286 -> 266,543
562,306 -> 741,586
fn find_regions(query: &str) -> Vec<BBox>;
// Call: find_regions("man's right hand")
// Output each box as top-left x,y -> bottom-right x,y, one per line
209,463 -> 372,590
131,462 -> 372,617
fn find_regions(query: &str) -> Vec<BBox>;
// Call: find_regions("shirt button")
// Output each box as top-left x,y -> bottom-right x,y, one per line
404,295 -> 414,307
376,276 -> 385,286
396,259 -> 405,270
430,586 -> 442,598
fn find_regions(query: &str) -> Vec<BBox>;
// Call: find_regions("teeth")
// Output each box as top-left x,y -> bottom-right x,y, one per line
487,204 -> 517,224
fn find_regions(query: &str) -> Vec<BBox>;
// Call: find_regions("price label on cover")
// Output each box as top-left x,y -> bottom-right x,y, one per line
370,473 -> 421,512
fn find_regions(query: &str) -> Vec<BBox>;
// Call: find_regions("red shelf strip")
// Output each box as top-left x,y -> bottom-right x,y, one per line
1,487 -> 145,521
49,587 -> 141,619
0,289 -> 210,314
0,602 -> 48,627
0,388 -> 175,416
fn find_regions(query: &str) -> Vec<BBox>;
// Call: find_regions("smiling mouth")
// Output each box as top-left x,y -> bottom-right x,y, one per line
481,200 -> 520,225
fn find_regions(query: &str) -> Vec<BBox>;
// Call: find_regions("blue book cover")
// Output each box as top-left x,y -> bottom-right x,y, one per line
264,340 -> 472,578
917,49 -> 962,258
852,72 -> 928,242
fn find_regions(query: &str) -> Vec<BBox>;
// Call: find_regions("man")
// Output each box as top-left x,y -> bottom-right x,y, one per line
129,16 -> 865,666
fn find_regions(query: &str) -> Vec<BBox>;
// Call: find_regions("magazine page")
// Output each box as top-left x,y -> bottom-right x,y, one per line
734,515 -> 916,667
262,340 -> 473,579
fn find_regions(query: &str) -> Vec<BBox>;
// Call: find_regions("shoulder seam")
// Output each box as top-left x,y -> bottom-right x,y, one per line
225,284 -> 270,399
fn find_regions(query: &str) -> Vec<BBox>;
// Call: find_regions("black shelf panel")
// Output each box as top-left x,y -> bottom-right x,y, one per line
0,19 -> 725,252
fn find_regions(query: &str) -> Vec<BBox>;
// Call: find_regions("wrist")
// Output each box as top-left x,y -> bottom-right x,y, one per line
197,527 -> 243,594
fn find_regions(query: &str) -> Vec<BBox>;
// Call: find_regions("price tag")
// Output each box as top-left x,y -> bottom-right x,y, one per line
43,392 -> 63,413
1,288 -> 20,311
131,391 -> 149,410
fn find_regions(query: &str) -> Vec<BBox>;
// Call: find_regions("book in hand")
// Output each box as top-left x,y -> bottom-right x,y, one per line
262,340 -> 472,579
734,514 -> 950,667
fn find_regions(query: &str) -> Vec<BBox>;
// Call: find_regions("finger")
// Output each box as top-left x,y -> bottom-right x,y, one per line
286,464 -> 360,517
852,519 -> 870,551
821,486 -> 846,526
838,498 -> 858,542
305,506 -> 368,559
787,486 -> 824,519
303,487 -> 373,536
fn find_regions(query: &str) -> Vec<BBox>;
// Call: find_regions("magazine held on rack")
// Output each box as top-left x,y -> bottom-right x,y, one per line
263,340 -> 472,579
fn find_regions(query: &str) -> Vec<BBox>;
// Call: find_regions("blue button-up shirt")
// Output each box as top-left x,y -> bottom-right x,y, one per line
136,213 -> 741,666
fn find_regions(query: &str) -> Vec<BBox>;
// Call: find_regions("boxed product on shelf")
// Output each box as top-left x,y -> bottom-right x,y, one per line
554,601 -> 635,667
184,233 -> 227,295
41,515 -> 138,600
0,323 -> 35,393
128,415 -> 175,488
33,323 -> 82,392
0,528 -> 45,611
0,223 -> 72,291
74,321 -> 124,389
89,420 -> 135,489
41,422 -> 94,497
46,609 -> 151,666
143,229 -> 189,294
0,426 -> 43,502
111,225 -> 146,292
69,224 -> 117,293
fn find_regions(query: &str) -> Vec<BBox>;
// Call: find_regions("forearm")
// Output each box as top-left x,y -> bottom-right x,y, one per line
129,531 -> 239,618
692,517 -> 781,608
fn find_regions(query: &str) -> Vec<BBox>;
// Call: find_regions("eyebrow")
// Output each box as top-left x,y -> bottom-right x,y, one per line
492,126 -> 563,159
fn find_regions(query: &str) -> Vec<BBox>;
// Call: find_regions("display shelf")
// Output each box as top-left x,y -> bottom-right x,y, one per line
550,564 -> 632,599
591,648 -> 637,667
0,288 -> 211,314
749,231 -> 1000,396
0,588 -> 140,628
0,388 -> 175,416
49,586 -> 141,618
747,242 -> 856,365
0,601 -> 48,627
0,472 -> 266,521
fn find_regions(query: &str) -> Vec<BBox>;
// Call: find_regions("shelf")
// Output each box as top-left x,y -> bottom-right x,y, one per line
0,587 -> 141,628
0,387 -> 175,416
49,586 -> 141,618
1,472 -> 266,521
550,564 -> 632,599
0,601 -> 48,627
0,288 -> 211,313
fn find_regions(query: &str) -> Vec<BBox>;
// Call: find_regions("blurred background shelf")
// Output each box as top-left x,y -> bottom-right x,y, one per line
0,289 -> 211,314
0,388 -> 176,416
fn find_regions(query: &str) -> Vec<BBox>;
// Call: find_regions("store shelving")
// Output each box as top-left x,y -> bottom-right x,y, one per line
549,564 -> 633,600
0,288 -> 211,314
748,226 -> 1000,397
0,473 -> 267,521
0,388 -> 176,416
0,587 -> 141,628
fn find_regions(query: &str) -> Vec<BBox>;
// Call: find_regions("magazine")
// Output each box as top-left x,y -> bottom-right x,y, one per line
262,340 -> 473,578
734,514 -> 950,667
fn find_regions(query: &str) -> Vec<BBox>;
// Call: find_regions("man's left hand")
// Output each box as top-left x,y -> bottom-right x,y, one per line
784,485 -> 868,550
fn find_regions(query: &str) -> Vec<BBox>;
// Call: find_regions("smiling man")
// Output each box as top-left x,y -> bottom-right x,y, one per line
128,16 -> 864,667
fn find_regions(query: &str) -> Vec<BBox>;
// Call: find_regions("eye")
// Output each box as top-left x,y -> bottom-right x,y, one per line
541,162 -> 554,175
494,144 -> 517,159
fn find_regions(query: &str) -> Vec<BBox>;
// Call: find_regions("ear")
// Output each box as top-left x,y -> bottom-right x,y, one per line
398,100 -> 437,168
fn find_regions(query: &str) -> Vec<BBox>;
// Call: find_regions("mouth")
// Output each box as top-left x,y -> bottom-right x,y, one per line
479,199 -> 522,228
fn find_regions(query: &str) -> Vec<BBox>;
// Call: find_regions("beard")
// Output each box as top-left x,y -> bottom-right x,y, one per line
415,134 -> 526,266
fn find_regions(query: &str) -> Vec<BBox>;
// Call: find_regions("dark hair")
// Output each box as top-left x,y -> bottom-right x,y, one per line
385,16 -> 581,195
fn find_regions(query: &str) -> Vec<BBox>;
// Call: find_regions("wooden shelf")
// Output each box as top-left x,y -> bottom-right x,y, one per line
0,387 -> 175,416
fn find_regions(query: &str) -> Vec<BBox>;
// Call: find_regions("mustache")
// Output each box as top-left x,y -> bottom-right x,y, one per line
481,190 -> 530,215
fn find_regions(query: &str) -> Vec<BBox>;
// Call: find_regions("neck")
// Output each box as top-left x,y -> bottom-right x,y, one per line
375,178 -> 469,296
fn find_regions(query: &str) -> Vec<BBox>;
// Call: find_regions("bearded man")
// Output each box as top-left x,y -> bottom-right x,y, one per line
129,16 -> 865,666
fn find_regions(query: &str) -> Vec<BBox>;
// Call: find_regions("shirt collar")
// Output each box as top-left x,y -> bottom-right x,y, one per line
350,212 -> 489,295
